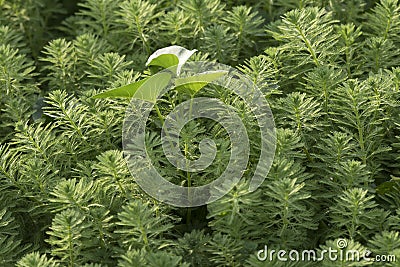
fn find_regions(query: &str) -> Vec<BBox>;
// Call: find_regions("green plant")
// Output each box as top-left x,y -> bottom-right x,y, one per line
1,0 -> 400,266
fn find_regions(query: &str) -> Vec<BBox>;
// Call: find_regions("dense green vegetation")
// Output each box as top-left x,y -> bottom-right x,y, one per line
1,0 -> 400,266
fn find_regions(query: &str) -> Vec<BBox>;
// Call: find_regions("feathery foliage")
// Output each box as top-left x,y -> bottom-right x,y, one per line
1,0 -> 400,266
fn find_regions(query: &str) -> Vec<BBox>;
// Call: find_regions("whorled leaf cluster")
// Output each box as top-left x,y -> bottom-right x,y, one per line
0,0 -> 400,266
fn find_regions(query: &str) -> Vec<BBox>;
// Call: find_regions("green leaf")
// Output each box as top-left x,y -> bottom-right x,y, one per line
92,77 -> 150,98
174,70 -> 228,95
376,179 -> 400,195
133,72 -> 172,103
93,46 -> 197,99
147,54 -> 179,69
145,45 -> 197,75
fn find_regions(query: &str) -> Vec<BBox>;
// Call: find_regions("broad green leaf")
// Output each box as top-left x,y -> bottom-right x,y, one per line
133,72 -> 172,103
174,70 -> 228,95
147,54 -> 179,69
92,77 -> 150,98
146,45 -> 197,75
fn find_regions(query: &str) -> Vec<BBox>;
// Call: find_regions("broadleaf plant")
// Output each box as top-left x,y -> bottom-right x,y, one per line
93,45 -> 227,100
